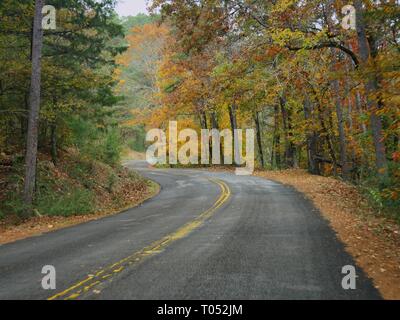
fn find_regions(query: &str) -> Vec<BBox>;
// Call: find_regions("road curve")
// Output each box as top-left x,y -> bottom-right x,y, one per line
0,161 -> 380,299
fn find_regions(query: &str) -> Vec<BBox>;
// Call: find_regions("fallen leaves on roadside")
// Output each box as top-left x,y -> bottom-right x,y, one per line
254,169 -> 400,300
0,158 -> 159,246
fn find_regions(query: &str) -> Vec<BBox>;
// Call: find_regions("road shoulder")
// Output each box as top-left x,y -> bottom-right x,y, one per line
0,177 -> 160,246
253,169 -> 400,300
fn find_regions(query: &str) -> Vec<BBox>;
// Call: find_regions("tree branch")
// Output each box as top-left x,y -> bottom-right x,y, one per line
287,41 -> 359,68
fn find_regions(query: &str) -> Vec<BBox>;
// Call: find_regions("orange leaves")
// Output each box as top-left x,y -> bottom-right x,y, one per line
127,24 -> 169,51
392,152 -> 400,162
265,46 -> 282,58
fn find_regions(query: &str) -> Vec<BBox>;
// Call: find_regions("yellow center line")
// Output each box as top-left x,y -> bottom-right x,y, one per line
48,178 -> 231,300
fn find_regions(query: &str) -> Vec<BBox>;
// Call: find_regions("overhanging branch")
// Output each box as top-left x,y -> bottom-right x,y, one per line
287,41 -> 359,68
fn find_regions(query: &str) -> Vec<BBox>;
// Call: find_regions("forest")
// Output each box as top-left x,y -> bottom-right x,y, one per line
141,0 -> 400,218
0,1 -> 156,221
0,0 -> 399,302
0,0 -> 399,223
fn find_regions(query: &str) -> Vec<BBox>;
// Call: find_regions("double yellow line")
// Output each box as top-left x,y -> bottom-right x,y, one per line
48,178 -> 231,300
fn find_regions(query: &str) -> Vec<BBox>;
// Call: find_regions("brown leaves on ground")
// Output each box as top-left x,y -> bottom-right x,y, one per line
0,154 -> 160,245
0,181 -> 159,245
254,169 -> 400,300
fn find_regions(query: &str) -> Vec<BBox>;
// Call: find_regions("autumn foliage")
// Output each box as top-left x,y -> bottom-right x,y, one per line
140,0 -> 400,214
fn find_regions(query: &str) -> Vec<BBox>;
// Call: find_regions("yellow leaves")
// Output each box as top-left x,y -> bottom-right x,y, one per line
270,0 -> 297,14
270,28 -> 305,46
378,168 -> 387,175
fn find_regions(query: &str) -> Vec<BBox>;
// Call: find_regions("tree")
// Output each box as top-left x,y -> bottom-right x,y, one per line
149,0 -> 399,206
354,0 -> 388,178
0,0 -> 126,215
23,0 -> 44,210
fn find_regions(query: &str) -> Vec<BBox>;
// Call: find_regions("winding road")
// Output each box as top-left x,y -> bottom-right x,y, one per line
0,161 -> 380,299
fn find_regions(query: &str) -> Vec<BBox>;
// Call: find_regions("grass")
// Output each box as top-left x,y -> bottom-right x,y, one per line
36,188 -> 94,217
0,150 -> 151,222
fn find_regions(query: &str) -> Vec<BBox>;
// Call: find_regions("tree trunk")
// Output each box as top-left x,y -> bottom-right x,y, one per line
326,5 -> 349,178
272,104 -> 281,169
228,104 -> 241,165
303,96 -> 320,175
254,111 -> 265,168
20,93 -> 29,143
316,102 -> 338,174
279,96 -> 295,168
332,78 -> 349,179
210,111 -> 219,130
210,111 -> 223,164
355,91 -> 368,134
354,0 -> 388,177
23,0 -> 44,212
199,111 -> 208,130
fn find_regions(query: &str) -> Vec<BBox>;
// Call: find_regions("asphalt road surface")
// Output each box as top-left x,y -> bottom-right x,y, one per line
0,161 -> 381,300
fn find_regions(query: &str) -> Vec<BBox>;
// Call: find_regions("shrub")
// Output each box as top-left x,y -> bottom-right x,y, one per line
106,172 -> 118,193
36,188 -> 94,217
1,194 -> 30,219
102,129 -> 122,166
66,116 -> 122,166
